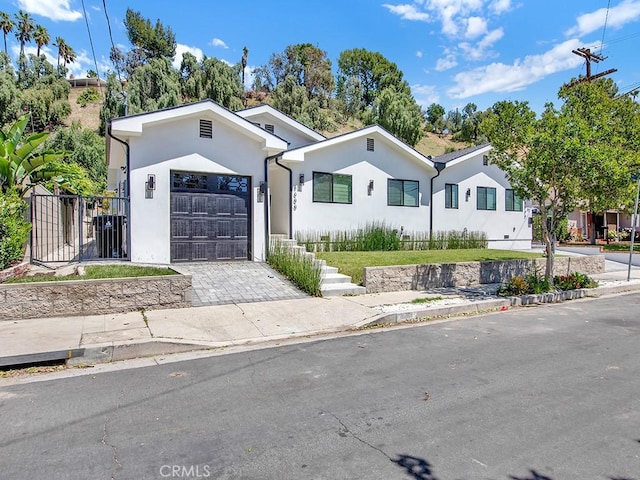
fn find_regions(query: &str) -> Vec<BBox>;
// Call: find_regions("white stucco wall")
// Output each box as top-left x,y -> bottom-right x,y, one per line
432,154 -> 532,249
285,134 -> 434,237
126,116 -> 271,264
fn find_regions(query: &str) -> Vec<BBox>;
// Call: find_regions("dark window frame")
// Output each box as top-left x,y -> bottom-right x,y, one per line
387,179 -> 420,207
477,186 -> 497,211
505,189 -> 523,211
312,171 -> 353,204
445,183 -> 459,209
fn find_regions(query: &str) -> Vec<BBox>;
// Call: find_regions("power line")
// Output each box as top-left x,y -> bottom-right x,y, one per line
599,0 -> 612,57
101,0 -> 123,86
80,0 -> 102,94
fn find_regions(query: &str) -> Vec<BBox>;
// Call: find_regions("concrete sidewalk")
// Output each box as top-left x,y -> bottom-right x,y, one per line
2,256 -> 640,368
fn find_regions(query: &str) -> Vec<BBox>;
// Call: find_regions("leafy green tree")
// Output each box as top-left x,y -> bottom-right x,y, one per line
126,57 -> 180,114
0,63 -> 20,126
335,75 -> 364,119
336,48 -> 409,109
14,10 -> 33,59
251,64 -> 273,93
425,103 -> 445,127
76,87 -> 101,107
0,11 -> 14,56
272,75 -> 334,131
86,69 -> 97,78
0,113 -> 66,195
178,54 -> 243,109
362,87 -> 423,146
124,8 -> 176,62
99,73 -> 127,135
481,79 -> 640,280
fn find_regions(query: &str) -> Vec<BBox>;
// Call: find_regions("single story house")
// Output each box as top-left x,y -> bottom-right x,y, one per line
106,100 -> 532,264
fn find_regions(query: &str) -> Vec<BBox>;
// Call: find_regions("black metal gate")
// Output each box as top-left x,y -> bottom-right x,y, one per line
30,194 -> 130,263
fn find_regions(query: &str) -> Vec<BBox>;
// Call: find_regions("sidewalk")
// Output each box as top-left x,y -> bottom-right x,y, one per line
2,256 -> 640,368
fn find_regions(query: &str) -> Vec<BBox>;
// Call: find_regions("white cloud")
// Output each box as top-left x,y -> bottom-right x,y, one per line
17,0 -> 82,22
382,3 -> 430,21
173,44 -> 204,69
489,0 -> 511,15
11,43 -> 93,78
447,38 -> 584,98
416,50 -> 424,58
412,83 -> 440,106
566,0 -> 640,37
458,26 -> 503,59
90,5 -> 101,12
210,38 -> 229,49
435,48 -> 458,71
465,16 -> 488,38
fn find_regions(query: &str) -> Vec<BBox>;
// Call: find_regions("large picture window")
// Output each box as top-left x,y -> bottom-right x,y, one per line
505,189 -> 523,211
445,183 -> 458,209
477,186 -> 496,210
388,179 -> 419,207
313,172 -> 352,204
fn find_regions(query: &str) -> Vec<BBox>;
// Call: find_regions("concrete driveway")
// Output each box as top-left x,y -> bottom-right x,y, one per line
171,262 -> 308,306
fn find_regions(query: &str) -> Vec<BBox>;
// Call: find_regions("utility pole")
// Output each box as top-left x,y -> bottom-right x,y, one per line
568,48 -> 617,87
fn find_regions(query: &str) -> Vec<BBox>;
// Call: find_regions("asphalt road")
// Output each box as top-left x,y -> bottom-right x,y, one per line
1,294 -> 639,480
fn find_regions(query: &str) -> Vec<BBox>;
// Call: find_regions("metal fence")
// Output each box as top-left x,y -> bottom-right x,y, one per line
30,194 -> 130,264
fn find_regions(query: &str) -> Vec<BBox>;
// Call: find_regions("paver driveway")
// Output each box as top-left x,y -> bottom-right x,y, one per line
171,262 -> 309,306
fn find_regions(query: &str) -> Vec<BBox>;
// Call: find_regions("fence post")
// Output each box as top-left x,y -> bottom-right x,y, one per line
78,197 -> 84,261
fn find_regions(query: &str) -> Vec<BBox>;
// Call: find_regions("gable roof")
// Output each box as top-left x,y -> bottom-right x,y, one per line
108,99 -> 289,155
279,124 -> 436,170
236,104 -> 326,142
433,143 -> 492,168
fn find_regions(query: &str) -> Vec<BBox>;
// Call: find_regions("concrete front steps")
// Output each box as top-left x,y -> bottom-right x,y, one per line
270,235 -> 365,297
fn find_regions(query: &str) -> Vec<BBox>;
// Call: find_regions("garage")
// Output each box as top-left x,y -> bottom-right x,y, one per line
170,171 -> 251,262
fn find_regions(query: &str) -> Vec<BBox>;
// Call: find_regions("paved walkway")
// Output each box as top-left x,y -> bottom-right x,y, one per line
170,262 -> 308,306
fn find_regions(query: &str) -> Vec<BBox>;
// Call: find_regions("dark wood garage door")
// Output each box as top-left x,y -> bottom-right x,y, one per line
170,171 -> 251,262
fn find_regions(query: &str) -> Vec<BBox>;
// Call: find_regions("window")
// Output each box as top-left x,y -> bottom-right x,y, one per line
477,186 -> 496,210
505,189 -> 523,211
199,119 -> 213,138
366,138 -> 374,151
264,124 -> 275,134
313,172 -> 352,204
445,183 -> 458,209
388,179 -> 419,207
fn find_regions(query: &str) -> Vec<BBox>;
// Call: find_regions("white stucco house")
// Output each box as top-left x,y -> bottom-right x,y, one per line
107,99 -> 532,264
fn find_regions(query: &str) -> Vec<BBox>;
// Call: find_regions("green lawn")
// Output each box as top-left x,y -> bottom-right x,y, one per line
316,249 -> 542,285
7,265 -> 178,283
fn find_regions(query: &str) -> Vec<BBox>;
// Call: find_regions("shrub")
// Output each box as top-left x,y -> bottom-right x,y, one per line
76,87 -> 101,107
553,272 -> 598,291
0,191 -> 31,270
498,270 -> 597,296
267,241 -> 322,296
497,276 -> 531,296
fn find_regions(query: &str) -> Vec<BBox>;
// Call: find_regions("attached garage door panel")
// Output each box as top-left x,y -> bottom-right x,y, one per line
170,173 -> 251,262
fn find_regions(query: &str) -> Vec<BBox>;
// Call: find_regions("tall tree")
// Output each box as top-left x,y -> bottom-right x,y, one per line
14,10 -> 34,59
124,8 -> 176,62
336,48 -> 409,109
33,24 -> 49,58
241,46 -> 248,88
481,79 -> 640,281
362,87 -> 424,146
126,57 -> 180,114
0,11 -> 14,56
53,36 -> 66,74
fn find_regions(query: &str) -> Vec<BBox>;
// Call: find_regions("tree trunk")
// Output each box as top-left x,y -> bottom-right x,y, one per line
588,211 -> 597,245
540,207 -> 555,283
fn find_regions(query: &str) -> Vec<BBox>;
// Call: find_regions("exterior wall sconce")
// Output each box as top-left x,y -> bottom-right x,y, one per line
465,188 -> 471,201
259,181 -> 266,194
368,180 -> 374,196
299,174 -> 305,185
145,174 -> 155,199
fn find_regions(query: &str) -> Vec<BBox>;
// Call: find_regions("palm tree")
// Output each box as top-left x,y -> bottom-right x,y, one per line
241,46 -> 248,87
14,10 -> 34,59
62,43 -> 76,75
0,12 -> 14,56
53,36 -> 66,75
33,24 -> 49,58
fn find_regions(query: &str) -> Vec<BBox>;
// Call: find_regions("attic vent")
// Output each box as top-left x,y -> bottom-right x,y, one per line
483,155 -> 489,166
265,124 -> 275,134
199,119 -> 213,139
366,138 -> 374,151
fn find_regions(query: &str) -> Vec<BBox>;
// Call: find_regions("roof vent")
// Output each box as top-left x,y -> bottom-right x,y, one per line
366,138 -> 374,152
265,124 -> 275,134
199,119 -> 213,139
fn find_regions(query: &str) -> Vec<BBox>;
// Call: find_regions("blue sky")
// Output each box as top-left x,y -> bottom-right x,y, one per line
2,0 -> 640,114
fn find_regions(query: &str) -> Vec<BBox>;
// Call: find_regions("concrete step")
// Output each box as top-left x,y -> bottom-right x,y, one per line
321,283 -> 367,296
321,272 -> 354,284
320,265 -> 338,274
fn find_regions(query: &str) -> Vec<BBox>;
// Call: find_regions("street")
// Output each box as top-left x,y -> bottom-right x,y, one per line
1,293 -> 639,480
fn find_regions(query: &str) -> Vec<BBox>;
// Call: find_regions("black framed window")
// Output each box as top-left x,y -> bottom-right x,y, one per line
388,179 -> 419,207
477,186 -> 496,210
445,183 -> 458,209
505,189 -> 523,211
313,172 -> 352,204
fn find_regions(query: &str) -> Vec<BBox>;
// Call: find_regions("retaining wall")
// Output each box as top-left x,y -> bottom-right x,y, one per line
363,256 -> 605,293
0,275 -> 192,321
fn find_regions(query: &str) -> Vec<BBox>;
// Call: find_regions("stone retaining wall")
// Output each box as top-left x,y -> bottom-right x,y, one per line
0,275 -> 192,321
363,256 -> 605,293
0,262 -> 30,283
